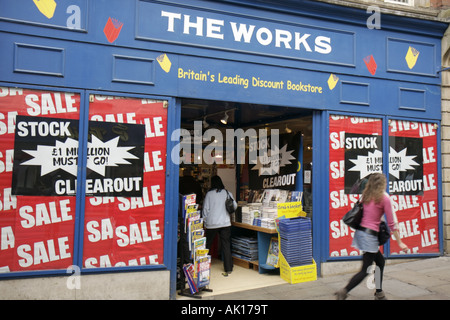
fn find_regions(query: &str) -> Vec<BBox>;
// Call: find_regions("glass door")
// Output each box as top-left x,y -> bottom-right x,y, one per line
82,94 -> 168,268
328,114 -> 383,257
388,119 -> 440,255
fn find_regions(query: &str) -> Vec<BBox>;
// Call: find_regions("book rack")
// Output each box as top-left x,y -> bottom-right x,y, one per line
178,193 -> 212,299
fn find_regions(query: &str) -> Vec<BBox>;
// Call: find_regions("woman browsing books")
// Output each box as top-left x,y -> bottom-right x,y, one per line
203,175 -> 237,277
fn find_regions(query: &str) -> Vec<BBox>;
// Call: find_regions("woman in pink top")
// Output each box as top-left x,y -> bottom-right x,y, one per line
335,173 -> 408,300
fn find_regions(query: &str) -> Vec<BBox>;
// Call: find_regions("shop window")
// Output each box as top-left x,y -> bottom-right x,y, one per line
388,119 -> 439,254
329,115 -> 440,258
0,86 -> 80,272
384,0 -> 414,6
82,95 -> 167,268
0,87 -> 168,275
328,115 -> 383,257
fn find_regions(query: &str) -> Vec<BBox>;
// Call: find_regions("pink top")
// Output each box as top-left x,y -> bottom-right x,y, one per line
360,193 -> 397,233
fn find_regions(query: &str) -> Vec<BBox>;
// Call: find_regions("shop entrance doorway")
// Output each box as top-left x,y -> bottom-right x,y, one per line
178,98 -> 313,298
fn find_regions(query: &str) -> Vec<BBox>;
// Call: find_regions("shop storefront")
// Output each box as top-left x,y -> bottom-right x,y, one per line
0,0 -> 447,299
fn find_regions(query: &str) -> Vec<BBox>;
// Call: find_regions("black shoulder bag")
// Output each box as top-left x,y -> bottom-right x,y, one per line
225,190 -> 235,214
378,220 -> 391,245
342,200 -> 363,229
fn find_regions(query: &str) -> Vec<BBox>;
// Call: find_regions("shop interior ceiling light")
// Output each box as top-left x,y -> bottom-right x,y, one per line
285,124 -> 292,133
203,116 -> 209,128
220,111 -> 229,125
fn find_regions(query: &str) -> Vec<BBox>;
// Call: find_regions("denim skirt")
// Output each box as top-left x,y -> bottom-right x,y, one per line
352,229 -> 379,253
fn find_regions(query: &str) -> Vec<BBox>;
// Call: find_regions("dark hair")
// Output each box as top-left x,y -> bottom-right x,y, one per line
210,175 -> 225,192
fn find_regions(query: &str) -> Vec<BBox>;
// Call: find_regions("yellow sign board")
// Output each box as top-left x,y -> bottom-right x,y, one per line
277,201 -> 305,218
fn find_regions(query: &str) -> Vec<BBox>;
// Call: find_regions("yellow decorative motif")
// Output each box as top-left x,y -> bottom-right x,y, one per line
157,53 -> 172,73
327,73 -> 339,90
405,46 -> 420,69
33,0 -> 57,19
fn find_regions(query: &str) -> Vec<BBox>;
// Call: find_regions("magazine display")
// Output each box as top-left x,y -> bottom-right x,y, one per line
266,237 -> 279,267
180,194 -> 211,295
236,189 -> 303,229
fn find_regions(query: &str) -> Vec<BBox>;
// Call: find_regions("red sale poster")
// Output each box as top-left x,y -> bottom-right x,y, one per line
0,87 -> 79,272
329,115 -> 383,257
82,95 -> 167,268
388,120 -> 439,255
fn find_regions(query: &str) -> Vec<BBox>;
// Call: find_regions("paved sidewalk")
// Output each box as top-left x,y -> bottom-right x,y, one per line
203,256 -> 450,300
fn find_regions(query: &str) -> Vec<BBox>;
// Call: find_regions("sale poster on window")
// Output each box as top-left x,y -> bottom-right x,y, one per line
82,96 -> 167,268
84,120 -> 145,197
388,120 -> 439,255
344,132 -> 383,194
329,115 -> 383,257
0,87 -> 79,272
248,132 -> 302,191
11,115 -> 80,197
0,88 -> 168,273
12,115 -> 146,197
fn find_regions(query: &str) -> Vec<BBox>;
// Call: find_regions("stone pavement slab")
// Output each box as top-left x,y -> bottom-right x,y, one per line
201,256 -> 450,300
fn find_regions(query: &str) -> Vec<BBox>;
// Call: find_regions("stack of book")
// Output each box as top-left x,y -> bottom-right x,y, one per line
261,206 -> 278,219
239,189 -> 303,229
261,218 -> 277,229
287,190 -> 302,202
247,189 -> 302,204
241,203 -> 261,225
231,236 -> 258,261
252,217 -> 262,227
279,217 -> 312,267
262,189 -> 290,206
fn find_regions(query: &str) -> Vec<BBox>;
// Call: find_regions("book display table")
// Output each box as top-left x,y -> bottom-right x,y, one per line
231,221 -> 278,274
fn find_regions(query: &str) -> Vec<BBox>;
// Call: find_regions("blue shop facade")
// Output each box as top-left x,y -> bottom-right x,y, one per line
0,0 -> 447,299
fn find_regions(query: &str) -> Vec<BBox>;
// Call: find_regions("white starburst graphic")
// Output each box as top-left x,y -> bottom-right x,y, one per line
21,138 -> 79,176
21,135 -> 138,177
251,143 -> 296,176
388,147 -> 419,179
348,147 -> 420,180
348,149 -> 383,179
87,136 -> 138,176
